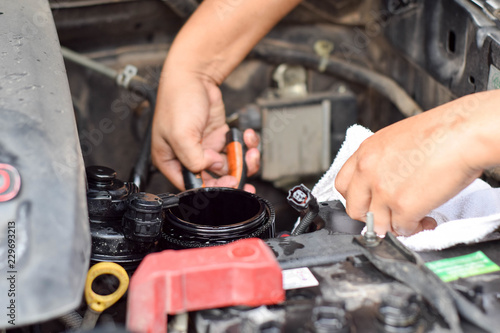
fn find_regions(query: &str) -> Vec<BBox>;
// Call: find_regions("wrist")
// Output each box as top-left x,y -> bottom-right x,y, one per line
457,91 -> 500,172
163,46 -> 226,85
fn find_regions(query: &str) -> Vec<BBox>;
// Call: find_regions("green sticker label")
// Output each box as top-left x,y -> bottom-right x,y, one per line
425,251 -> 500,282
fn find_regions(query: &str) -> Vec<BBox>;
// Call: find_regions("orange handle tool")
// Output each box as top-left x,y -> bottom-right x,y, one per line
182,128 -> 247,190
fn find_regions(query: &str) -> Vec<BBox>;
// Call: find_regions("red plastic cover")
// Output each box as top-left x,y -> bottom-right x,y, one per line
127,238 -> 284,333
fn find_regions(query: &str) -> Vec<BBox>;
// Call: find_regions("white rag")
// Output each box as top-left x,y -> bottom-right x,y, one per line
312,125 -> 500,251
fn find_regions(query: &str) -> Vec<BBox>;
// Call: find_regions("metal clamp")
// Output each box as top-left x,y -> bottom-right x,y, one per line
116,65 -> 138,89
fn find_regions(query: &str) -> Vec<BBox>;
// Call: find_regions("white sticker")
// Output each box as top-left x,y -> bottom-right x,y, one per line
282,267 -> 319,290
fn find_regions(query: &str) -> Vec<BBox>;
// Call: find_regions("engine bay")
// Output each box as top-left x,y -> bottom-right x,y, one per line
3,0 -> 500,332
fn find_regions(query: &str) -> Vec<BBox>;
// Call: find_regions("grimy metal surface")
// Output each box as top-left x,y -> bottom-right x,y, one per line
0,0 -> 90,327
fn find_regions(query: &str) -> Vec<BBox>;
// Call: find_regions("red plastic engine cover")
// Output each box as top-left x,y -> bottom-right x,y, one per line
127,238 -> 284,333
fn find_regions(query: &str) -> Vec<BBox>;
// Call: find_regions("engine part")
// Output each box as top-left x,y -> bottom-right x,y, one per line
195,306 -> 286,333
375,287 -> 423,332
250,89 -> 357,182
287,184 -> 320,236
86,166 -> 177,267
272,64 -> 308,97
0,0 -> 90,327
82,262 -> 130,330
261,97 -> 331,182
87,166 -> 138,222
122,192 -> 173,242
126,238 -> 284,333
314,40 -> 335,73
364,212 -> 378,246
354,232 -> 500,333
163,187 -> 275,249
312,302 -> 350,333
59,311 -> 83,330
198,206 -> 500,332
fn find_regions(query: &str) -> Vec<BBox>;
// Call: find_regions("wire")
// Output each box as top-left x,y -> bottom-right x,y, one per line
61,47 -> 118,80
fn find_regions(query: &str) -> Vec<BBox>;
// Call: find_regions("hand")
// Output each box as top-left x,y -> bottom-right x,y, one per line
151,70 -> 260,192
335,96 -> 485,236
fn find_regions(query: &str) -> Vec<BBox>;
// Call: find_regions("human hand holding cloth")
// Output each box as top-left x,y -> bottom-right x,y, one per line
314,124 -> 500,251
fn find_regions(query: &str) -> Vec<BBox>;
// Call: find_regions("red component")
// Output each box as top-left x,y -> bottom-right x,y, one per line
0,169 -> 11,194
0,163 -> 21,202
127,238 -> 284,333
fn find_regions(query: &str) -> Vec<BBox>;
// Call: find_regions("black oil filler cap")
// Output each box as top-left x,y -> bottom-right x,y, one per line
122,192 -> 178,242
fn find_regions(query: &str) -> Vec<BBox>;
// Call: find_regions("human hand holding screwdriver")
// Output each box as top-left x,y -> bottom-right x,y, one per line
152,70 -> 260,192
151,0 -> 302,192
335,91 -> 500,236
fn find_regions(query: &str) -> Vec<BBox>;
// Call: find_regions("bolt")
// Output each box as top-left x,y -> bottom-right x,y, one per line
313,304 -> 349,333
364,212 -> 378,244
377,290 -> 421,328
314,40 -> 334,72
337,85 -> 347,94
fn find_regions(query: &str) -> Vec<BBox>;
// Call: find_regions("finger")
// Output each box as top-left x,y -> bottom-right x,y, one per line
207,137 -> 261,177
245,148 -> 260,176
243,184 -> 256,193
390,212 -> 423,237
421,216 -> 438,230
172,125 -> 228,174
151,137 -> 187,190
204,174 -> 238,188
155,158 -> 186,191
404,216 -> 437,235
202,124 -> 230,151
205,149 -> 228,176
243,129 -> 260,149
335,154 -> 357,197
342,170 -> 371,223
368,201 -> 393,236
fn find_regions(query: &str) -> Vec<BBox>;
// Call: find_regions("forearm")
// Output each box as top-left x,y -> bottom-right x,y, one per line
443,90 -> 500,172
163,0 -> 302,84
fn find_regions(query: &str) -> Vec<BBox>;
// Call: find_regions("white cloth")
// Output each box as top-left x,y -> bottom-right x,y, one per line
312,125 -> 500,251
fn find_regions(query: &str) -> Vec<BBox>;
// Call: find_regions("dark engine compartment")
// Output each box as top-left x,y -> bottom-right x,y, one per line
3,0 -> 500,332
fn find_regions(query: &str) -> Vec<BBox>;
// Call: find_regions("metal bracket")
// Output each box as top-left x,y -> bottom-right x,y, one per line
116,64 -> 138,89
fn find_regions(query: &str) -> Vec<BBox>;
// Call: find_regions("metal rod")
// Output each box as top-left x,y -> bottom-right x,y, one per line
61,46 -> 118,80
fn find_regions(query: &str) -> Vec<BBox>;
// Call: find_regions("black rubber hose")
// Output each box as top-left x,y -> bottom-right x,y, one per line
251,39 -> 423,118
160,0 -> 198,18
59,311 -> 83,330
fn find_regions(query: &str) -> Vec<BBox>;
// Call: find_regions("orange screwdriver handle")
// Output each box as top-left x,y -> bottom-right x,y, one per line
226,128 -> 247,190
182,128 -> 247,190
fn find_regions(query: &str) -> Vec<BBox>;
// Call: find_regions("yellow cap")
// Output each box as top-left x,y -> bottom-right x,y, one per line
85,262 -> 129,313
